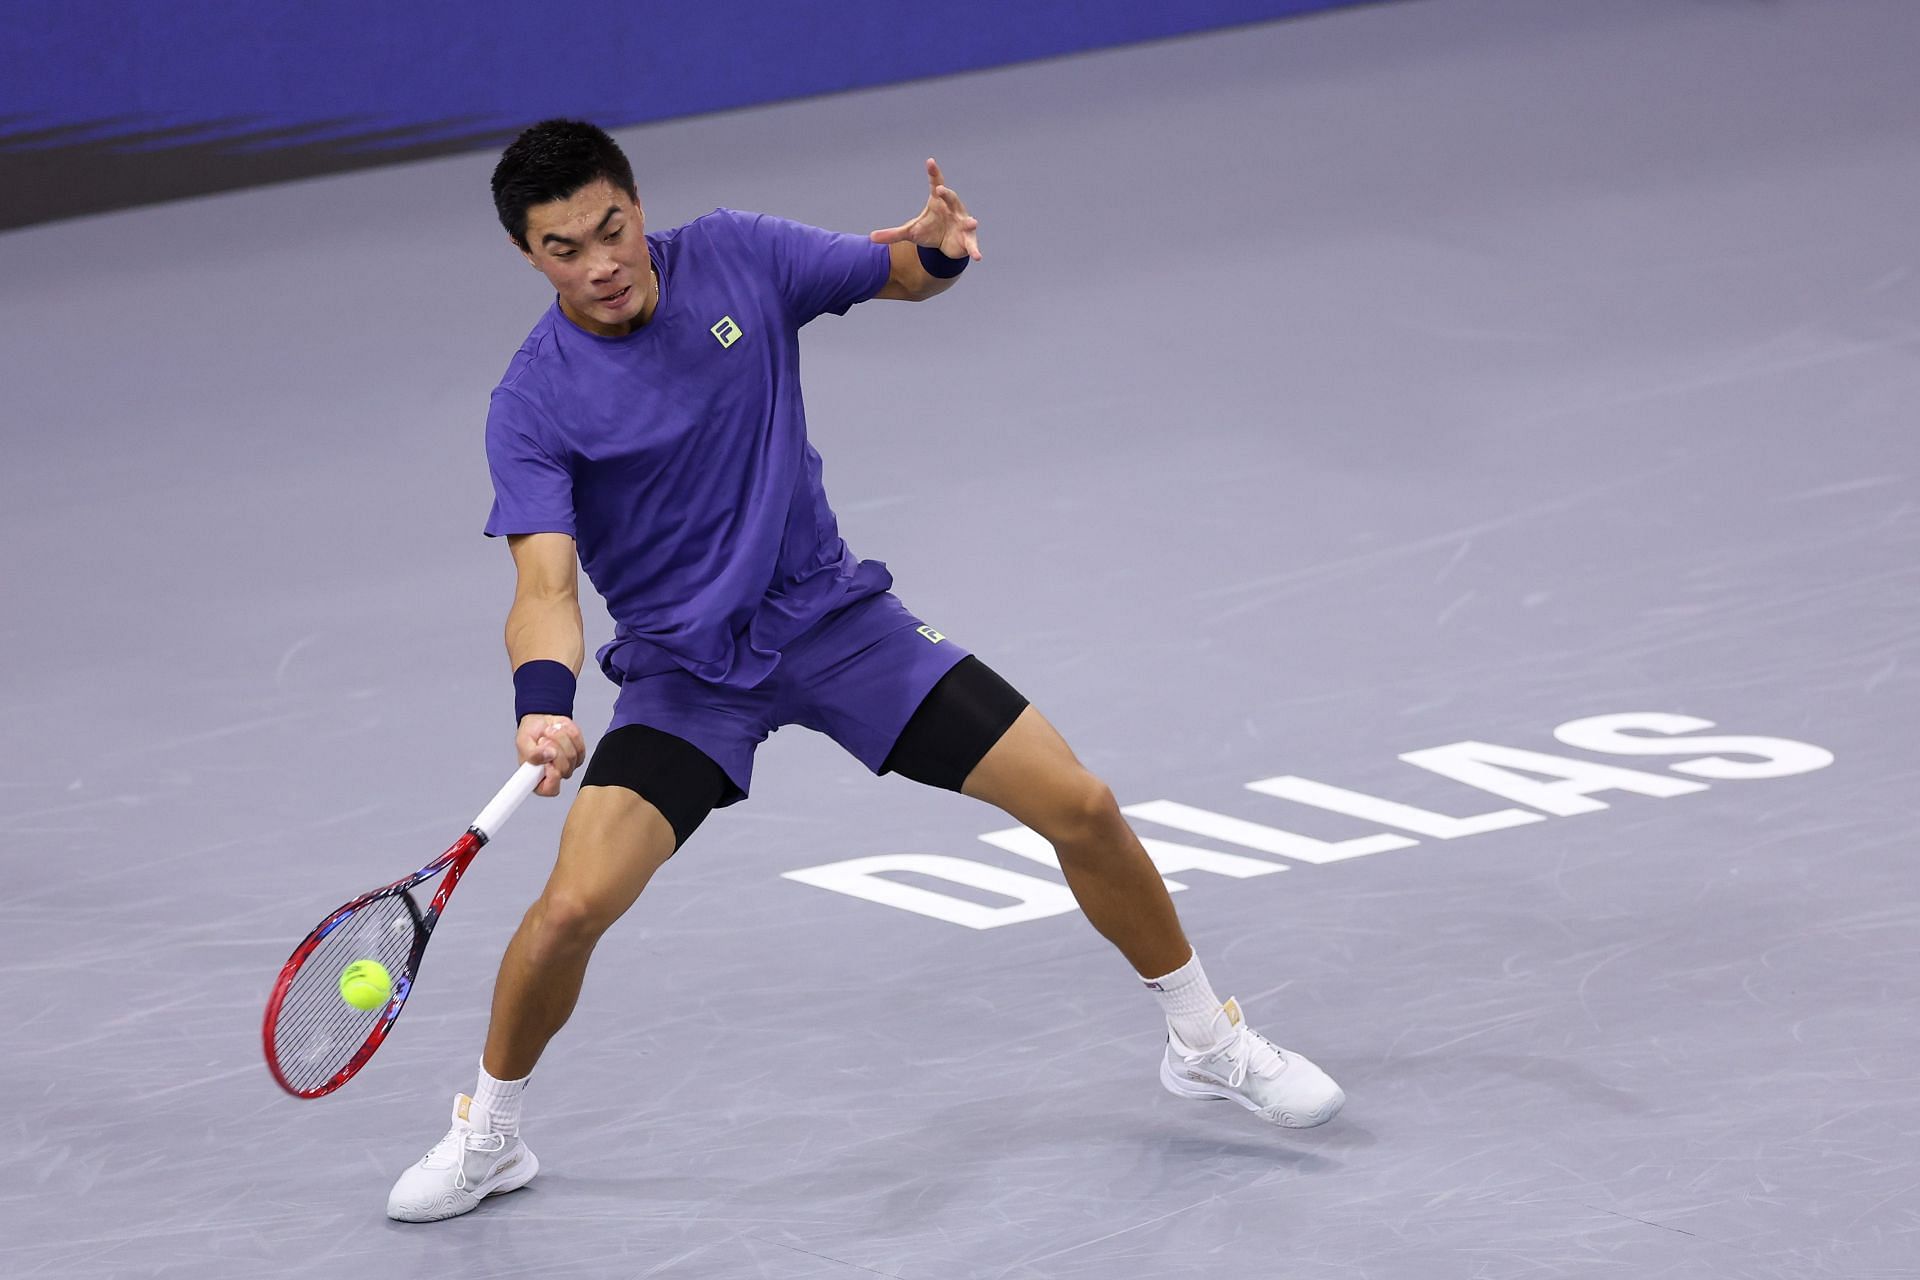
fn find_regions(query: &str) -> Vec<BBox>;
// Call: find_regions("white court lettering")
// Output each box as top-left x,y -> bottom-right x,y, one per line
1398,741 -> 1708,817
1553,712 -> 1836,780
977,825 -> 1290,886
1244,775 -> 1546,839
781,854 -> 1080,929
1120,800 -> 1415,864
781,713 -> 1836,928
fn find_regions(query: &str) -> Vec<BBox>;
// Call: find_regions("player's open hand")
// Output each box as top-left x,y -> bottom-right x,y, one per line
516,714 -> 585,797
870,158 -> 982,262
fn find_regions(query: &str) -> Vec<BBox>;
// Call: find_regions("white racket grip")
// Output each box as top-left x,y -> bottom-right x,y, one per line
471,762 -> 546,842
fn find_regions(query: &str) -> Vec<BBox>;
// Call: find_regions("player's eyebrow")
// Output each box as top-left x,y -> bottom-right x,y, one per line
540,206 -> 622,249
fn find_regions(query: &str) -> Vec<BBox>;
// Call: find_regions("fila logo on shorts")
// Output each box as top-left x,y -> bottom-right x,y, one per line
917,625 -> 945,644
710,315 -> 743,347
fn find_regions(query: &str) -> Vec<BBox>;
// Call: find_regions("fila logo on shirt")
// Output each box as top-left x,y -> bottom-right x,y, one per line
917,625 -> 946,644
711,315 -> 744,348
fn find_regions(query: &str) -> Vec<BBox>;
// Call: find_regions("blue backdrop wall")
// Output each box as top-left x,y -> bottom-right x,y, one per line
0,0 -> 1378,229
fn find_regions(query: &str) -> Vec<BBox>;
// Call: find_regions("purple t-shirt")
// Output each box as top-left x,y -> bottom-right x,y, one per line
483,208 -> 894,688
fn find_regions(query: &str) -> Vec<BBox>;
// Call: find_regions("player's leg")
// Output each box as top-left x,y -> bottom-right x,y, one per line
954,704 -> 1190,975
481,779 -> 680,1081
882,657 -> 1345,1129
788,606 -> 1188,971
488,721 -> 729,1077
388,723 -> 730,1222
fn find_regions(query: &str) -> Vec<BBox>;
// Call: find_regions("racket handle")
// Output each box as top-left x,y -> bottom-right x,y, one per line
471,761 -> 547,843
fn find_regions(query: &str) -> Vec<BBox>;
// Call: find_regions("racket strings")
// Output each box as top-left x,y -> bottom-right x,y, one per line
271,893 -> 422,1094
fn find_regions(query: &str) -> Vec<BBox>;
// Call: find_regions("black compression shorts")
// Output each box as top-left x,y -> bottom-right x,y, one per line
580,655 -> 1029,848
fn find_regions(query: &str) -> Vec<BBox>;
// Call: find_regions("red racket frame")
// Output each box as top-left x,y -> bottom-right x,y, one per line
261,758 -> 543,1099
261,829 -> 485,1098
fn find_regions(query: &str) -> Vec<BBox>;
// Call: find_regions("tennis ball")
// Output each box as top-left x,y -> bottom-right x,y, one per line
339,959 -> 393,1011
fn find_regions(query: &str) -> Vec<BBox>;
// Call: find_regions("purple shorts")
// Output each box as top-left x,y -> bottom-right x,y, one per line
603,591 -> 969,805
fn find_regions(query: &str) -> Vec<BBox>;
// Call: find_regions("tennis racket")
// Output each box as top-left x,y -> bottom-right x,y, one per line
262,761 -> 545,1099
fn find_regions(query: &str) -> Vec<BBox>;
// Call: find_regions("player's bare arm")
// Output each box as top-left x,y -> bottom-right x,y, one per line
871,157 -> 981,302
505,531 -> 587,795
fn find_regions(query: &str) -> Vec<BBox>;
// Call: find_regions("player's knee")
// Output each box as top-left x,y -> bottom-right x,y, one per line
533,888 -> 618,951
1044,773 -> 1124,853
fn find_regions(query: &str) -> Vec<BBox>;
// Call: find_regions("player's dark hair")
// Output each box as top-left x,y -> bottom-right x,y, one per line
492,119 -> 638,250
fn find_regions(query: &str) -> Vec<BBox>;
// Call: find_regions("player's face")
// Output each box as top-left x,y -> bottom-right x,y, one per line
519,179 -> 650,336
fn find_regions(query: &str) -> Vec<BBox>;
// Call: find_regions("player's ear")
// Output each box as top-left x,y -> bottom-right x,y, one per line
513,236 -> 538,268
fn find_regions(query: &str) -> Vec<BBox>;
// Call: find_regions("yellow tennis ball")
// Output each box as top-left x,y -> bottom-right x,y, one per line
339,959 -> 393,1011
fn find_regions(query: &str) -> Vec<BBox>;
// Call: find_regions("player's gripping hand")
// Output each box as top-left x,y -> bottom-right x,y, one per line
870,157 -> 982,262
516,715 -> 586,797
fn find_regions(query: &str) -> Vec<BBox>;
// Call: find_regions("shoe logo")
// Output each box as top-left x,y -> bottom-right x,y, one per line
917,625 -> 945,644
711,316 -> 743,348
496,1155 -> 521,1174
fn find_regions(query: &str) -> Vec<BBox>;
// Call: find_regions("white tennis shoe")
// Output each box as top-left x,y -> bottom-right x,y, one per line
1160,998 -> 1345,1129
386,1093 -> 539,1222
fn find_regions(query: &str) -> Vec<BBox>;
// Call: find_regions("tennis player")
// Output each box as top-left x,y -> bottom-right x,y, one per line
387,119 -> 1344,1222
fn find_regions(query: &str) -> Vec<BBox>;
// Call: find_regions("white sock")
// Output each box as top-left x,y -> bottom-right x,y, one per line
1142,951 -> 1231,1051
474,1062 -> 529,1137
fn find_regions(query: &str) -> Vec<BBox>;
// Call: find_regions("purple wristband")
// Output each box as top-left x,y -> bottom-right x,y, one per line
513,660 -> 576,724
917,244 -> 969,279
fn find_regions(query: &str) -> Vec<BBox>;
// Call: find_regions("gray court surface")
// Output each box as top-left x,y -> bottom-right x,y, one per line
5,1 -> 1919,1276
